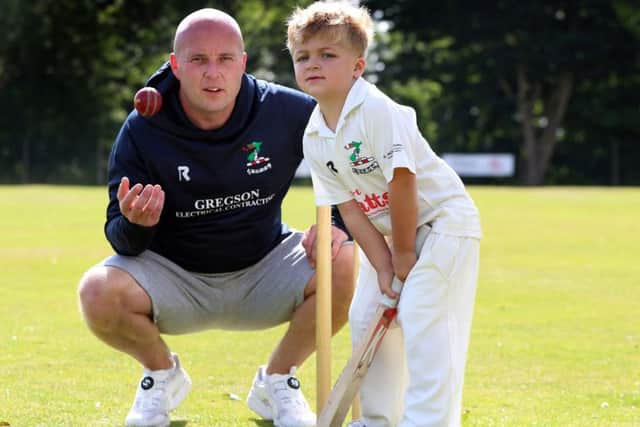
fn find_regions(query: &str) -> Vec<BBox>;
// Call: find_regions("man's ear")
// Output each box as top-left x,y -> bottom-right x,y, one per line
169,53 -> 180,79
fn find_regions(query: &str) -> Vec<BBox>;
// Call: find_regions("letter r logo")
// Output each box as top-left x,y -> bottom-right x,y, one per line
178,165 -> 191,182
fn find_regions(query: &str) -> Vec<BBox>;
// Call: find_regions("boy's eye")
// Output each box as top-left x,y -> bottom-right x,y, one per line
321,52 -> 336,58
295,55 -> 308,63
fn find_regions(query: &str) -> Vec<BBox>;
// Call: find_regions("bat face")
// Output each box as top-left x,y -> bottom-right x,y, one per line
317,305 -> 399,427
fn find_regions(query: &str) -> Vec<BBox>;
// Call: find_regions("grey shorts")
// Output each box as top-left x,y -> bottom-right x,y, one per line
101,231 -> 314,334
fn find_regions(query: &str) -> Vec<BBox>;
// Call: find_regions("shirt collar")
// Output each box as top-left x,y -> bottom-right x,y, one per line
305,77 -> 369,137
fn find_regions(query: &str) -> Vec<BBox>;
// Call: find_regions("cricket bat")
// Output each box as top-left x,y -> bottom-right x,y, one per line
316,277 -> 404,427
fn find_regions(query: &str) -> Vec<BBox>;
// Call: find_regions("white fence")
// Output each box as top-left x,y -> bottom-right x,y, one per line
296,153 -> 515,179
442,153 -> 515,177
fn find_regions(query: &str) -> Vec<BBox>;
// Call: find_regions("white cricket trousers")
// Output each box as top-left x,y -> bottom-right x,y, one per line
349,230 -> 480,427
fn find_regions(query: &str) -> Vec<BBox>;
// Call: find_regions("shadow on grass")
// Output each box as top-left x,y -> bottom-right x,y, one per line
169,419 -> 272,426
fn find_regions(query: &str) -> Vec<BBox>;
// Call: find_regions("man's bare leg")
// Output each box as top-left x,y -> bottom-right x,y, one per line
78,266 -> 173,370
266,244 -> 355,374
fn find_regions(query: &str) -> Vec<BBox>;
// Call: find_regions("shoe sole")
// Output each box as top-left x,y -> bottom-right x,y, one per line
169,370 -> 192,411
246,390 -> 273,420
126,376 -> 190,427
247,390 -> 315,427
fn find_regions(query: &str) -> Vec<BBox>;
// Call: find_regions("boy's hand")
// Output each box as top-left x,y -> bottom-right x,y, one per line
117,176 -> 165,227
377,269 -> 398,300
392,250 -> 417,282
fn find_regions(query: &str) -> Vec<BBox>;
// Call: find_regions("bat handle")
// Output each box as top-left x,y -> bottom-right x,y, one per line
380,277 -> 404,308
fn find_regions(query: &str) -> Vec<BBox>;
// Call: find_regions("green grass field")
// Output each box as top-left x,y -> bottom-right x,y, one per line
1,185 -> 639,426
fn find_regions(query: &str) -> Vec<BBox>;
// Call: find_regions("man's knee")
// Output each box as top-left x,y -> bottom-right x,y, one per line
77,266 -> 143,330
78,267 -> 113,327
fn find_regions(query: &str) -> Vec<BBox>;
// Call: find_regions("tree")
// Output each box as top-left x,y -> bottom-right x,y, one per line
0,0 -> 310,184
364,0 -> 640,185
0,0 -> 176,183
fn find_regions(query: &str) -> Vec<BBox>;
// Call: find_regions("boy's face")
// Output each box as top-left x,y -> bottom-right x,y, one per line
292,33 -> 365,105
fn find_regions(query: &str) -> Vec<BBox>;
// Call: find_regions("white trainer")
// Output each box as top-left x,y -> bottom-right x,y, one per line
125,353 -> 192,427
347,420 -> 367,427
247,365 -> 316,427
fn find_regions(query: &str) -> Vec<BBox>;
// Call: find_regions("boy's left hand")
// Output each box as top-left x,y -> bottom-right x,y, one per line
392,251 -> 417,282
377,269 -> 398,299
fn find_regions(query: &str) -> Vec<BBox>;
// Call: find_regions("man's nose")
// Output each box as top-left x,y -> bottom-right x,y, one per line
204,61 -> 221,77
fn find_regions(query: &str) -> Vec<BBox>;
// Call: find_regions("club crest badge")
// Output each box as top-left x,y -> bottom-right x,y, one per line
243,141 -> 272,175
344,140 -> 379,175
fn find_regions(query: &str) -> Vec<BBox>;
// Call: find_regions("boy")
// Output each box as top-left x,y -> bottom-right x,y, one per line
287,2 -> 482,426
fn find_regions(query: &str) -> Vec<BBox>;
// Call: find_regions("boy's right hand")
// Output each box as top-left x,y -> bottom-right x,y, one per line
377,269 -> 399,300
117,176 -> 165,227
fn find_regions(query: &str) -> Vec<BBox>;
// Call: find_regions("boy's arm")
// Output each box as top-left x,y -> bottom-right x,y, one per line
389,167 -> 418,281
338,200 -> 397,299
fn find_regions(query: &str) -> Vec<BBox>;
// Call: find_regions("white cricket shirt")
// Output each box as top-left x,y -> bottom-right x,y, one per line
303,77 -> 482,238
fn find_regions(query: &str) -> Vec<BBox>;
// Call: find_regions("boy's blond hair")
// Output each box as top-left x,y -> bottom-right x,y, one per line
286,1 -> 373,56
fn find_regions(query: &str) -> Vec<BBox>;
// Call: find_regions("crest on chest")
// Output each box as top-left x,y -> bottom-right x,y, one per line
243,141 -> 272,175
344,140 -> 379,175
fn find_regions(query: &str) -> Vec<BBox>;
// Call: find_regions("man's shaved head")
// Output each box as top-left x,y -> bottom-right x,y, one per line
168,8 -> 248,130
173,8 -> 244,54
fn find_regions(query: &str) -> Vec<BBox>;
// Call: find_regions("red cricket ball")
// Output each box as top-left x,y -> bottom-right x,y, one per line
134,87 -> 163,117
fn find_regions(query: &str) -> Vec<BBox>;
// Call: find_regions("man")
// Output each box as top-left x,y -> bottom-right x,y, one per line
77,8 -> 354,427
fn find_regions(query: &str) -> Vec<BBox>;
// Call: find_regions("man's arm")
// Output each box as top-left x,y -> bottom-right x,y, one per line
330,205 -> 352,241
104,123 -> 162,256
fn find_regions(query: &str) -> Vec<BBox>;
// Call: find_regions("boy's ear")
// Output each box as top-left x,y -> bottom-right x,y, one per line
353,57 -> 366,79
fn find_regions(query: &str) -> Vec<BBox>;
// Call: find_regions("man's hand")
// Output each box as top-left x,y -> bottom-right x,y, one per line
117,176 -> 165,227
302,224 -> 349,269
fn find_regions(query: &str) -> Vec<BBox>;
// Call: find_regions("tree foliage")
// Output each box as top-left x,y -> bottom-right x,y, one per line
364,0 -> 640,185
0,0 -> 308,184
0,0 -> 637,185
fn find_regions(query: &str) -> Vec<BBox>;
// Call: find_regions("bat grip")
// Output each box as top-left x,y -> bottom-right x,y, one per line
380,277 -> 404,308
